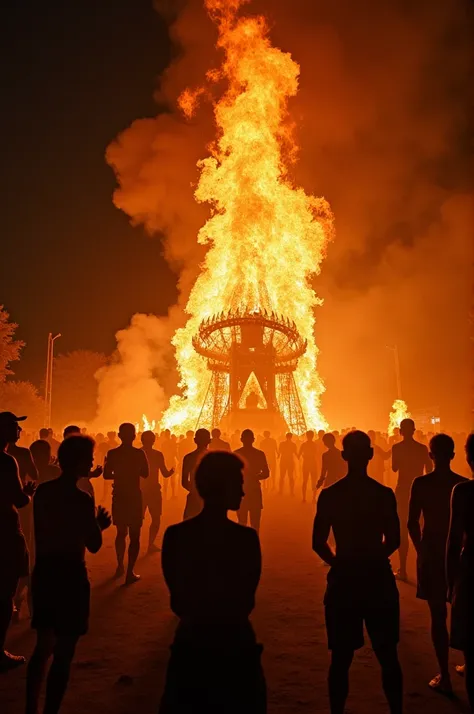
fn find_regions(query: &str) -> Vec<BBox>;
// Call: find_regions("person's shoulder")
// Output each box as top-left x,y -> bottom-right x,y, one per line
415,440 -> 429,452
411,473 -> 431,488
34,478 -> 58,499
391,441 -> 401,452
453,479 -> 474,496
451,472 -> 470,486
0,450 -> 18,467
106,446 -> 120,457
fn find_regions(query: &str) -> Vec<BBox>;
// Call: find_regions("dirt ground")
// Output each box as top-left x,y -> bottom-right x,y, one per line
1,484 -> 471,714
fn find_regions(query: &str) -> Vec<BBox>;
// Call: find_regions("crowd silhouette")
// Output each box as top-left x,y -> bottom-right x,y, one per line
0,410 -> 473,714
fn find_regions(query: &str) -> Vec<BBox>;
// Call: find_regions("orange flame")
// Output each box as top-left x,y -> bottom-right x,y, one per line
135,414 -> 156,433
388,399 -> 411,437
161,0 -> 333,433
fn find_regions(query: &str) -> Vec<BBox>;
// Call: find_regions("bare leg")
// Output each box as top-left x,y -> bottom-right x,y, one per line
328,649 -> 353,714
25,629 -> 55,714
373,644 -> 403,714
427,600 -> 451,688
114,526 -> 127,576
126,526 -> 141,583
43,636 -> 78,714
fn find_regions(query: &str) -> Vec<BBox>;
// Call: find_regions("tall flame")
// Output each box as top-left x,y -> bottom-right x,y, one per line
161,0 -> 333,433
388,399 -> 411,437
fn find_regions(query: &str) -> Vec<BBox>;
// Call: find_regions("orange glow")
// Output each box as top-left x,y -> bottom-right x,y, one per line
388,399 -> 411,437
135,414 -> 156,433
161,0 -> 333,433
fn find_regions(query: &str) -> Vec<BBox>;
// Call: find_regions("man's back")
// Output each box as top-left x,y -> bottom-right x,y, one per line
33,477 -> 95,562
279,441 -> 296,461
141,447 -> 166,490
7,443 -> 38,484
316,475 -> 399,568
105,445 -> 148,498
322,447 -> 346,486
234,446 -> 268,493
209,437 -> 231,452
162,515 -> 260,624
410,470 -> 468,548
300,441 -> 318,463
392,439 -> 431,492
260,438 -> 277,460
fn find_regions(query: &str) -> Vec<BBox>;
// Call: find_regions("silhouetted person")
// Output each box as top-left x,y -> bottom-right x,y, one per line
46,429 -> 60,459
316,433 -> 345,490
278,432 -> 297,495
209,427 -> 231,452
299,430 -> 319,503
392,418 -> 432,580
368,430 -> 391,484
160,451 -> 265,714
260,431 -> 278,488
182,428 -> 211,520
161,429 -> 178,499
313,431 -> 402,714
103,423 -> 149,584
408,433 -> 467,694
140,430 -> 174,553
234,429 -> 269,533
447,433 -> 474,711
30,440 -> 60,484
39,429 -> 49,442
0,412 -> 35,671
63,425 -> 102,500
26,436 -> 111,714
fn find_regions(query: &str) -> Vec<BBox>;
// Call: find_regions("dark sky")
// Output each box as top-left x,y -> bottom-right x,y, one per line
1,0 -> 176,385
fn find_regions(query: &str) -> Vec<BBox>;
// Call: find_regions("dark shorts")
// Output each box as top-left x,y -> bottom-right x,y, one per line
31,561 -> 90,637
0,531 -> 29,599
142,488 -> 162,519
324,566 -> 400,651
112,496 -> 143,529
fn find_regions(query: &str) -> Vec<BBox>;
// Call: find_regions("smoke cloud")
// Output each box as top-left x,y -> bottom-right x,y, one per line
96,0 -> 473,431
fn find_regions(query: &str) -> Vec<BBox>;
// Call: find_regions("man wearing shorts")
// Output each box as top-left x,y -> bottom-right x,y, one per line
25,435 -> 111,714
104,423 -> 149,584
408,433 -> 467,694
140,430 -> 174,553
313,430 -> 402,714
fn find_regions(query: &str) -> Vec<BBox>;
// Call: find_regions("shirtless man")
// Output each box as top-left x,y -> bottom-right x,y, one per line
316,433 -> 346,491
104,423 -> 149,584
408,433 -> 467,695
260,431 -> 278,490
234,430 -> 269,533
140,431 -> 174,553
182,429 -> 211,520
278,433 -> 297,496
299,431 -> 319,504
392,418 -> 432,581
313,431 -> 402,714
26,435 -> 111,714
208,428 -> 231,452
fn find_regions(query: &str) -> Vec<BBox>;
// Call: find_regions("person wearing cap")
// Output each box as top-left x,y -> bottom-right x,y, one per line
0,411 -> 36,671
234,429 -> 269,533
182,428 -> 211,520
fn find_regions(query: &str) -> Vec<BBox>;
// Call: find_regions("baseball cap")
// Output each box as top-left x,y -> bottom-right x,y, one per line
0,411 -> 27,425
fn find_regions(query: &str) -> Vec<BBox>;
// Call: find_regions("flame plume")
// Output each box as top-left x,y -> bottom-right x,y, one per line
388,399 -> 411,437
161,0 -> 333,433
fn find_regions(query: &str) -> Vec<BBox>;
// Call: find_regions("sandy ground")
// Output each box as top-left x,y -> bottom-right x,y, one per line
1,483 -> 471,714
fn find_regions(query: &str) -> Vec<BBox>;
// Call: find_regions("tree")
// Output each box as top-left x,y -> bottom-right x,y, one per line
0,306 -> 24,382
0,381 -> 45,430
52,350 -> 107,428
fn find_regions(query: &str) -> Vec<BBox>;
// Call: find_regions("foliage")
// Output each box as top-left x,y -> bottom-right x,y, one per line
0,306 -> 24,382
0,380 -> 45,430
52,350 -> 107,427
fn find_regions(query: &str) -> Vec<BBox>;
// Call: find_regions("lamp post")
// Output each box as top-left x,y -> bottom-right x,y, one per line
44,332 -> 61,428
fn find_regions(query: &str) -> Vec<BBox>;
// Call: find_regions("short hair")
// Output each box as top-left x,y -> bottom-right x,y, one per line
211,428 -> 221,438
286,432 -> 292,439
342,430 -> 371,453
306,430 -> 314,438
465,433 -> 474,464
39,428 -> 49,440
429,433 -> 454,458
141,430 -> 155,445
400,418 -> 415,433
195,451 -> 244,500
63,424 -> 81,439
57,435 -> 95,471
119,423 -> 136,438
241,429 -> 254,442
30,439 -> 51,463
322,432 -> 335,447
195,428 -> 211,446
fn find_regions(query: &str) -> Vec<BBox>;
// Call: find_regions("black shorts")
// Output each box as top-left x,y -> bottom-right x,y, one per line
142,488 -> 162,519
324,567 -> 400,651
112,497 -> 143,529
31,561 -> 90,637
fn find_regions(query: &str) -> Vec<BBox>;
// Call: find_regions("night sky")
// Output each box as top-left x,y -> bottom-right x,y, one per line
1,1 -> 175,384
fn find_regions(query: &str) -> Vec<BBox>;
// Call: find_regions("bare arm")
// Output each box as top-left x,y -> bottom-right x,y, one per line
423,448 -> 433,475
407,479 -> 422,552
312,491 -> 336,566
181,455 -> 191,491
383,489 -> 401,557
317,453 -> 328,488
392,445 -> 399,473
158,451 -> 173,479
140,450 -> 149,480
8,458 -> 30,509
447,484 -> 465,600
258,452 -> 270,481
25,450 -> 39,482
84,497 -> 103,554
103,453 -> 114,480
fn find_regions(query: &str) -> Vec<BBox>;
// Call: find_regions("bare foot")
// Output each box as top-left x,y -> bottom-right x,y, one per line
125,572 -> 141,585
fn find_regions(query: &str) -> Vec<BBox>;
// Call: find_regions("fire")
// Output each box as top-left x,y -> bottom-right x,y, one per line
388,399 -> 411,437
161,0 -> 333,433
135,414 -> 156,433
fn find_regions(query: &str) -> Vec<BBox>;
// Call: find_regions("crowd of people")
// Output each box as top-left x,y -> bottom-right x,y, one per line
1,410 -> 473,714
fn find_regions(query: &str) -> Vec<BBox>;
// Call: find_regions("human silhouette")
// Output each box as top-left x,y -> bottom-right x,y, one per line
0,412 -> 36,671
140,430 -> 174,553
447,433 -> 474,710
63,425 -> 102,500
103,423 -> 149,584
234,429 -> 270,533
408,433 -> 467,694
182,428 -> 211,520
30,440 -> 60,484
160,451 -> 265,714
161,429 -> 178,499
46,429 -> 60,459
278,432 -> 297,495
392,418 -> 432,581
26,435 -> 111,714
368,430 -> 391,484
313,431 -> 402,714
298,430 -> 319,503
316,433 -> 345,490
208,427 -> 231,452
260,431 -> 278,489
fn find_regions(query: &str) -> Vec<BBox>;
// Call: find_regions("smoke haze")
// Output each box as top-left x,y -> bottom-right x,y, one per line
96,0 -> 473,431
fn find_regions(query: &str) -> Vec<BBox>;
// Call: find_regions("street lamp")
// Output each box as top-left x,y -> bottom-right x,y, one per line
44,332 -> 61,428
